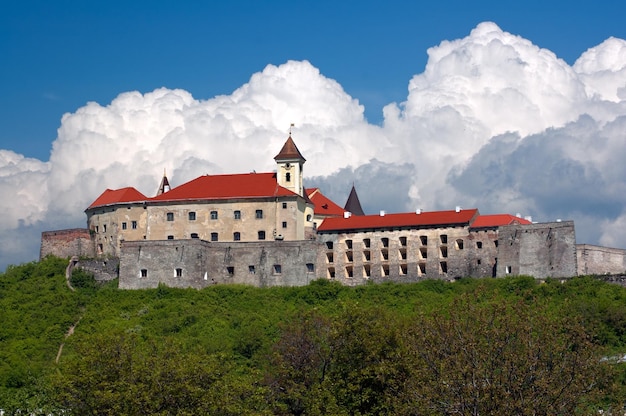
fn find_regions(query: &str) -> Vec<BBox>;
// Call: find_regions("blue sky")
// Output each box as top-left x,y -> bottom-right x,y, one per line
1,0 -> 626,269
2,0 -> 625,161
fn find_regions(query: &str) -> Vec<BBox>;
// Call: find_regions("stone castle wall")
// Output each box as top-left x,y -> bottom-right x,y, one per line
496,221 -> 577,278
119,239 -> 322,289
577,244 -> 626,275
40,229 -> 94,260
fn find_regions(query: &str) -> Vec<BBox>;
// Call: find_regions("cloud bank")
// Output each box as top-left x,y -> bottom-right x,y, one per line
2,22 -> 626,269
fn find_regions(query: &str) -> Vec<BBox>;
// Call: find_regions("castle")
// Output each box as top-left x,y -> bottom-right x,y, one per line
41,136 -> 626,288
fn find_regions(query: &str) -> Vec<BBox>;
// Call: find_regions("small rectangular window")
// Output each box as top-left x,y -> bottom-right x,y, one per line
328,267 -> 336,279
167,212 -> 174,221
381,249 -> 389,260
326,253 -> 334,263
346,266 -> 353,278
282,202 -> 287,209
476,241 -> 483,249
420,247 -> 428,259
399,236 -> 407,246
234,232 -> 241,241
211,232 -> 218,241
346,239 -> 353,249
227,266 -> 234,276
258,230 -> 266,240
306,263 -> 315,273
506,265 -> 512,274
382,265 -> 390,276
364,264 -> 371,277
210,211 -> 218,220
132,220 -> 137,229
363,250 -> 371,261
440,261 -> 448,274
346,251 -> 353,262
95,226 -> 99,233
273,264 -> 282,274
420,236 -> 428,245
282,221 -> 287,228
234,210 -> 241,220
191,233 -> 199,239
363,238 -> 371,248
167,235 -> 174,240
122,222 -> 127,230
418,263 -> 426,275
400,264 -> 408,275
103,224 -> 107,232
440,234 -> 448,244
189,212 -> 196,221
249,265 -> 256,274
140,269 -> 147,278
286,172 -> 291,182
326,241 -> 333,250
255,209 -> 263,219
381,237 -> 389,247
440,247 -> 448,258
175,268 -> 183,277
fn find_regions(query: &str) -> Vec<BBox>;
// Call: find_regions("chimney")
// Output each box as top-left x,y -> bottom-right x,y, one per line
379,210 -> 386,217
455,206 -> 461,213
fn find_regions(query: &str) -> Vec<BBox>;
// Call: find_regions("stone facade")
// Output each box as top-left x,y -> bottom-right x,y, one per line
577,244 -> 626,275
496,221 -> 577,279
40,229 -> 94,260
119,239 -> 321,289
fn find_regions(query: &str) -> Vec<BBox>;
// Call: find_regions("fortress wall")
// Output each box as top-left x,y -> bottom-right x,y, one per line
497,221 -> 577,278
40,229 -> 94,260
577,244 -> 626,275
119,239 -> 322,289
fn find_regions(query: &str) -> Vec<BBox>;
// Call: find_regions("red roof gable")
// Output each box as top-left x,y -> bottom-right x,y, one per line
306,188 -> 345,217
150,172 -> 299,202
470,214 -> 532,229
87,187 -> 147,209
317,209 -> 479,232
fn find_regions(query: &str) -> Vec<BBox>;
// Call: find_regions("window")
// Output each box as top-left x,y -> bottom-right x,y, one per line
440,234 -> 448,244
103,224 -> 107,232
258,230 -> 266,240
364,264 -> 371,277
420,247 -> 428,259
282,202 -> 287,209
306,214 -> 312,221
420,236 -> 428,245
255,209 -> 263,219
306,263 -> 315,273
477,259 -> 482,265
122,222 -> 127,230
132,220 -> 137,229
381,249 -> 389,260
455,239 -> 464,250
399,236 -> 407,246
248,265 -> 256,274
440,261 -> 448,274
346,251 -> 353,262
363,238 -> 371,248
363,250 -> 371,261
234,232 -> 241,241
273,264 -> 282,274
282,221 -> 287,228
167,235 -> 174,240
227,266 -> 234,276
382,265 -> 390,276
234,210 -> 241,220
286,172 -> 291,182
476,241 -> 483,249
326,253 -> 334,263
400,249 -> 407,260
506,265 -> 512,274
211,232 -> 218,241
440,247 -> 448,258
328,267 -> 336,279
95,226 -> 99,233
381,237 -> 389,247
188,212 -> 196,221
97,243 -> 103,253
175,268 -> 183,277
140,269 -> 147,278
400,264 -> 408,275
167,212 -> 174,221
494,240 -> 499,247
191,233 -> 199,239
326,241 -> 333,250
345,239 -> 353,249
210,211 -> 218,220
346,266 -> 353,278
418,263 -> 426,275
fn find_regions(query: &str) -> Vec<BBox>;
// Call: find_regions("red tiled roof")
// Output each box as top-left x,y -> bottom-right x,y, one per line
274,136 -> 306,162
317,209 -> 479,232
87,187 -> 148,209
150,172 -> 299,202
470,214 -> 533,228
306,188 -> 345,217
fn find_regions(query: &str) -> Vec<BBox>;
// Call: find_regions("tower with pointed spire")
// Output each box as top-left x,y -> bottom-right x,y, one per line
274,134 -> 306,197
156,169 -> 171,196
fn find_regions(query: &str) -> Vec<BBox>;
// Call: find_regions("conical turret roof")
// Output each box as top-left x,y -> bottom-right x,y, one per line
274,136 -> 306,162
344,184 -> 365,216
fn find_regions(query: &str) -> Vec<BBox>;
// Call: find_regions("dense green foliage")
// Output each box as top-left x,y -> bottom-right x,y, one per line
1,257 -> 626,414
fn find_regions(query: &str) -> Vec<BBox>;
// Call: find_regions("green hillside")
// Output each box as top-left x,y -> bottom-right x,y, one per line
1,256 -> 626,414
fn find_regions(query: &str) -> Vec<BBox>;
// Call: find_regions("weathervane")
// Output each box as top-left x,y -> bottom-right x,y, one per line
289,123 -> 294,136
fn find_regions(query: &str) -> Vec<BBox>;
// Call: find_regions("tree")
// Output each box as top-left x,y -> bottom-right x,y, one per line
400,294 -> 612,415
